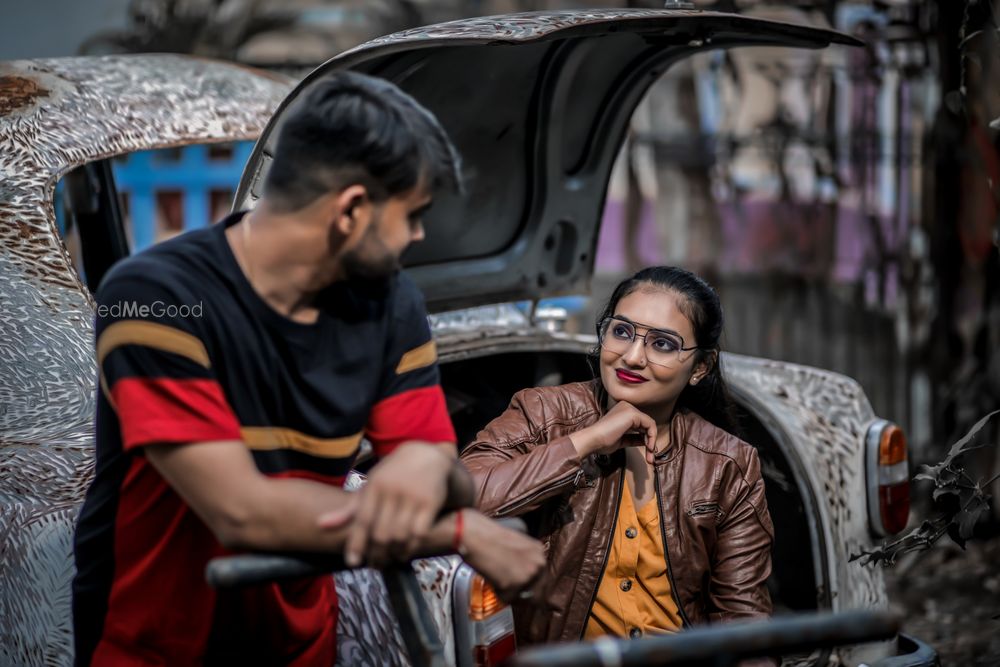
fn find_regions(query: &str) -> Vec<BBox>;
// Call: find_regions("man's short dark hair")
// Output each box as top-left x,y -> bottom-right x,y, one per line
264,71 -> 462,212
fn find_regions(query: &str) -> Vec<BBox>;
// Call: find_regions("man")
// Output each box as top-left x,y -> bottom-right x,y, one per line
72,72 -> 545,666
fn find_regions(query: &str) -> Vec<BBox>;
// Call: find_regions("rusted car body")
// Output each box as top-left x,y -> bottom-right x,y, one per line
0,8 -> 933,667
0,54 -> 291,665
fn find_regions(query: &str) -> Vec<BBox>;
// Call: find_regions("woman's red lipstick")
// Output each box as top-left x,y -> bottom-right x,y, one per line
615,369 -> 647,384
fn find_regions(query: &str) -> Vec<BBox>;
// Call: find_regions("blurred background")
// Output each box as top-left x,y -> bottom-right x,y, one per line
3,0 -> 997,471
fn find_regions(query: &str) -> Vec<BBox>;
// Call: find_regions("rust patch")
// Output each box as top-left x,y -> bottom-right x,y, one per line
0,76 -> 49,115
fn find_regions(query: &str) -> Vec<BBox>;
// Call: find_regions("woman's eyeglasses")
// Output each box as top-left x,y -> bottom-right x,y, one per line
598,317 -> 699,368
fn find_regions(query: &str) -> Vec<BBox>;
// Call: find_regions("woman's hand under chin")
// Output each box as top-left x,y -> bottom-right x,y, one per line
569,400 -> 658,463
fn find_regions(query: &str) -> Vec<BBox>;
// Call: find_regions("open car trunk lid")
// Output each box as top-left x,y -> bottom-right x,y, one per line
235,8 -> 859,313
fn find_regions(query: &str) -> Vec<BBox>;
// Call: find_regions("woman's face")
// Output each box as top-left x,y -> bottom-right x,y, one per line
599,287 -> 708,420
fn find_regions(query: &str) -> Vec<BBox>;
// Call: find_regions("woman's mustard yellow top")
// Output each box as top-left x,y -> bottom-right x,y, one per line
584,478 -> 683,639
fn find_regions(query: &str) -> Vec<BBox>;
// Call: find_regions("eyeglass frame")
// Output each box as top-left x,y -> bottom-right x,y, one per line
597,315 -> 702,366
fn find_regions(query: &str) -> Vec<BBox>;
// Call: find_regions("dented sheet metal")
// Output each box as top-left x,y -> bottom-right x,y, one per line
0,55 -> 290,666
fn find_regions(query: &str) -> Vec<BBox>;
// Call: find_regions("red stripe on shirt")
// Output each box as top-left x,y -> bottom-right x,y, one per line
366,385 -> 456,457
91,457 -> 337,666
110,377 -> 242,451
91,456 -> 224,665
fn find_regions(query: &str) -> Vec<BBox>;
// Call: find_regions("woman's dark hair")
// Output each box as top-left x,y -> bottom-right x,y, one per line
264,71 -> 462,212
591,266 -> 740,435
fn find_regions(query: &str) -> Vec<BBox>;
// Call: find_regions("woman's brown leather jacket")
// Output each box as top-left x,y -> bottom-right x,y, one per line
460,381 -> 775,646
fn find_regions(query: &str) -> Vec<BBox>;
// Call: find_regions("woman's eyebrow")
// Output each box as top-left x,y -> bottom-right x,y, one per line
613,314 -> 683,337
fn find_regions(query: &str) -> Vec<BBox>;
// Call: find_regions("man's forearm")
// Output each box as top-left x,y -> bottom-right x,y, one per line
217,475 -> 354,552
223,475 -> 462,557
147,439 -> 465,560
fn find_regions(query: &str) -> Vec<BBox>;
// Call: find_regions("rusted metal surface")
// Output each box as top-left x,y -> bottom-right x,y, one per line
0,75 -> 50,115
338,8 -> 704,54
335,472 -> 458,666
332,7 -> 854,64
723,354 -> 891,666
333,559 -> 457,666
0,55 -> 291,666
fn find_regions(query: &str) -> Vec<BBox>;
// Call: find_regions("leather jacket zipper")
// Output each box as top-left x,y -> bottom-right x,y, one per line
501,468 -> 584,516
655,471 -> 693,628
579,467 -> 624,639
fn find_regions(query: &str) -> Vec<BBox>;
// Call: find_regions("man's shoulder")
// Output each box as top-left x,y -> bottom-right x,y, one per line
97,228 -> 220,299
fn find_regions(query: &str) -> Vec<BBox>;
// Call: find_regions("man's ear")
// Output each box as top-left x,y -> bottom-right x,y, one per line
330,184 -> 372,237
690,350 -> 716,386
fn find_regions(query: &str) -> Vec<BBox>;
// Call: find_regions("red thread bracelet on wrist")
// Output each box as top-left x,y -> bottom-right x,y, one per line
453,509 -> 467,556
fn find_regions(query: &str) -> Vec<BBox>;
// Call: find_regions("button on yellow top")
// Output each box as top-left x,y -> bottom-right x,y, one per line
585,478 -> 683,639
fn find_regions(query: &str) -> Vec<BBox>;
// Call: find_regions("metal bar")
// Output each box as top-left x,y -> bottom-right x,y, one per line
205,551 -> 348,588
382,565 -> 449,667
205,517 -> 526,587
508,610 -> 900,667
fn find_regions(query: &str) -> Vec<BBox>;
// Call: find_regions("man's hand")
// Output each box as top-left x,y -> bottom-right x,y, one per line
460,510 -> 546,602
318,442 -> 455,566
569,400 -> 658,463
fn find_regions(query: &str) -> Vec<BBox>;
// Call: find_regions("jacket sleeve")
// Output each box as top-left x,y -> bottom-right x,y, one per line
459,388 -> 589,518
708,446 -> 775,624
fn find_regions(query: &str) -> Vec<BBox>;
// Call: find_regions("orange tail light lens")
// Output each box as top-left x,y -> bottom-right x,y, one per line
866,421 -> 910,536
470,575 -> 505,621
879,426 -> 907,466
464,574 -> 516,667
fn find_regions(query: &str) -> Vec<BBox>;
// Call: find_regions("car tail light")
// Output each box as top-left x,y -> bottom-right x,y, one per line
865,419 -> 910,536
454,566 -> 517,667
470,574 -> 503,621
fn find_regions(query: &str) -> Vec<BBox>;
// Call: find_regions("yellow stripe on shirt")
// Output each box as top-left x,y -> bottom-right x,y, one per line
97,320 -> 211,369
395,340 -> 437,375
241,427 -> 363,459
96,320 -> 212,408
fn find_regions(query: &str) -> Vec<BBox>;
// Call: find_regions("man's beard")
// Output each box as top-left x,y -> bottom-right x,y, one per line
342,225 -> 400,283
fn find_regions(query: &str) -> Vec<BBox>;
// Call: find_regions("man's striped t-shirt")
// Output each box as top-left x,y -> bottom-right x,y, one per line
72,212 -> 455,666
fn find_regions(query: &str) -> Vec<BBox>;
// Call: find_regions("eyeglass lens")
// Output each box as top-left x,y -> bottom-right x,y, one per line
601,318 -> 685,366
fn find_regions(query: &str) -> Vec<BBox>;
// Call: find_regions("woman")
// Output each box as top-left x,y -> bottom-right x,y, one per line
460,266 -> 775,648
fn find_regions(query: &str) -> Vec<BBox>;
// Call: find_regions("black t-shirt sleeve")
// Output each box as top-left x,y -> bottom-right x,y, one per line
364,275 -> 456,457
95,265 -> 241,451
